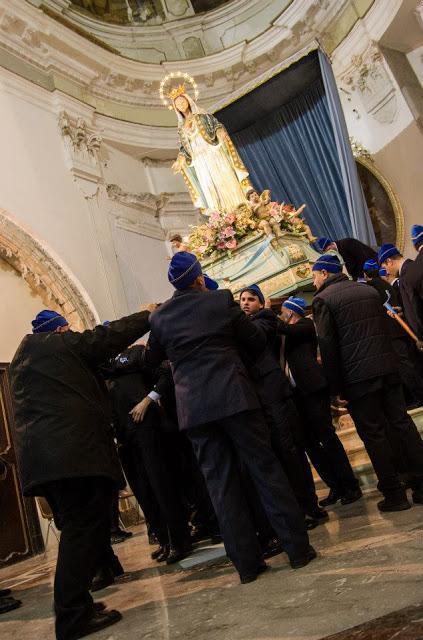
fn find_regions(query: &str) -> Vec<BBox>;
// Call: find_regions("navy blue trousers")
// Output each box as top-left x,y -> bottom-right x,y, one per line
188,409 -> 309,577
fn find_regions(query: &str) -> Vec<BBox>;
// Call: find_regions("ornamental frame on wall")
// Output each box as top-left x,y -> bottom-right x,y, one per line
352,141 -> 404,252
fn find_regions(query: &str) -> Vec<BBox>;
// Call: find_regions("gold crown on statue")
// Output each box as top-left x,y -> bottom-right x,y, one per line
159,71 -> 199,110
169,84 -> 186,100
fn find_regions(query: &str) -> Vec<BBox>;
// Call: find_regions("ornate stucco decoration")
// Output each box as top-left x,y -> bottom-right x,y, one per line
341,44 -> 397,124
0,209 -> 97,330
58,111 -> 103,197
106,184 -> 171,216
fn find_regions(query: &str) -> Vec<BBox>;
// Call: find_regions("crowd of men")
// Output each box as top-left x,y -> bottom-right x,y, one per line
2,223 -> 423,640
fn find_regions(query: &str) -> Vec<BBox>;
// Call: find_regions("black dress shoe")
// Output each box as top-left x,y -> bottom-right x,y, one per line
93,601 -> 106,612
240,562 -> 269,584
151,545 -> 166,560
305,508 -> 329,529
155,545 -> 170,562
377,497 -> 411,512
319,489 -> 341,507
76,609 -> 122,639
166,545 -> 192,565
0,596 -> 22,614
261,538 -> 284,560
91,568 -> 114,592
340,487 -> 363,505
0,589 -> 11,598
289,545 -> 317,569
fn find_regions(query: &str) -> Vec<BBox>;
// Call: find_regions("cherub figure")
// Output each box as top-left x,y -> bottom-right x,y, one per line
247,188 -> 283,239
281,203 -> 316,243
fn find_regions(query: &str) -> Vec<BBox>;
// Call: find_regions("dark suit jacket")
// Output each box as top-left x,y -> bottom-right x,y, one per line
146,288 -> 263,430
10,312 -> 151,495
336,238 -> 377,280
244,309 -> 291,406
402,252 -> 423,339
277,317 -> 328,395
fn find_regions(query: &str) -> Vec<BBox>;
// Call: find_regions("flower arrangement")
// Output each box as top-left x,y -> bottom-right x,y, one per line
188,203 -> 258,258
187,197 -> 314,258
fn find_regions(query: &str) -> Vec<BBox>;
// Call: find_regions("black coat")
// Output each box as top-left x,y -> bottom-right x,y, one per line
336,238 -> 377,280
244,309 -> 291,406
312,274 -> 396,395
366,277 -> 405,341
10,312 -> 150,496
278,317 -> 328,395
402,251 -> 423,339
146,288 -> 263,430
102,345 -> 153,440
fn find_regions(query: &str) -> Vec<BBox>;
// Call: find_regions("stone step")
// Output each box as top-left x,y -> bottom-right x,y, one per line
312,406 -> 423,489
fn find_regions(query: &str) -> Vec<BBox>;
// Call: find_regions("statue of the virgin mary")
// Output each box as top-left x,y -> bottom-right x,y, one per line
171,88 -> 250,214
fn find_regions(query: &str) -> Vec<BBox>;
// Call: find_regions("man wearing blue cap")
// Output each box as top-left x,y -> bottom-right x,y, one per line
316,236 -> 377,280
146,252 -> 315,583
378,242 -> 414,325
239,285 -> 327,529
363,258 -> 423,408
10,307 -> 153,640
312,254 -> 423,512
403,225 -> 423,342
279,296 -> 361,507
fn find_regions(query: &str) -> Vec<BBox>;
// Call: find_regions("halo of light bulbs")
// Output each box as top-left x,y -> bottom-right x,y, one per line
159,71 -> 199,110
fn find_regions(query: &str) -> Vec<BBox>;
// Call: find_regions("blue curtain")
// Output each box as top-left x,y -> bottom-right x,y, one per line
232,79 -> 354,239
318,50 -> 375,245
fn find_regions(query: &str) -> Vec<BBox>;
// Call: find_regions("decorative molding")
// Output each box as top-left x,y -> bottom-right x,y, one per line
106,184 -> 171,215
0,209 -> 98,330
139,156 -> 173,167
0,0 -> 379,127
115,216 -> 166,241
340,43 -> 398,124
58,111 -> 103,196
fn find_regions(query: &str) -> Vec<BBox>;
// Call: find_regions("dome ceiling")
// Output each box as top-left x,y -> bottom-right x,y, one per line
69,1 -> 233,25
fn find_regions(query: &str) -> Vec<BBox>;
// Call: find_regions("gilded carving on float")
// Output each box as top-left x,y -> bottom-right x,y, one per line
351,138 -> 405,252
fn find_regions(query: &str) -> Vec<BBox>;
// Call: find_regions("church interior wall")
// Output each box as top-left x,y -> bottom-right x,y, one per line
0,259 -> 46,362
374,120 -> 423,257
0,85 -> 117,323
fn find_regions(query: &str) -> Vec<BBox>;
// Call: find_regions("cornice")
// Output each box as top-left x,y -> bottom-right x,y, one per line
0,0 -> 377,128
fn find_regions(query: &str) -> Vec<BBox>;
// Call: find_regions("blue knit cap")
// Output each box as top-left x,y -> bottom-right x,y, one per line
379,267 -> 388,277
32,309 -> 69,334
282,296 -> 306,316
168,251 -> 202,290
316,237 -> 333,253
363,258 -> 378,273
377,243 -> 400,265
204,273 -> 219,290
312,254 -> 342,273
240,284 -> 265,305
411,224 -> 423,247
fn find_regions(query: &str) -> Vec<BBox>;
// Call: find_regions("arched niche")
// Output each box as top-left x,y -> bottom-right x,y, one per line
0,210 -> 97,338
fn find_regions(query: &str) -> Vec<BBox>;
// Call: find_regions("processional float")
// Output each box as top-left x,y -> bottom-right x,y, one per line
160,72 -> 321,299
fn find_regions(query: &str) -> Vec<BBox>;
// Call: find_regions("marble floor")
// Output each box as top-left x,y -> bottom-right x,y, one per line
1,488 -> 423,640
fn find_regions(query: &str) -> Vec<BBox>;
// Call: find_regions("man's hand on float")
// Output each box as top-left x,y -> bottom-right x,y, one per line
130,397 -> 153,423
140,303 -> 158,314
264,298 -> 272,309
